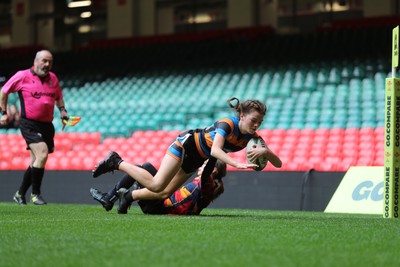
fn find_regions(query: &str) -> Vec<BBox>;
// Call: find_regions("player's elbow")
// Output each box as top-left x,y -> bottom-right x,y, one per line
210,148 -> 219,158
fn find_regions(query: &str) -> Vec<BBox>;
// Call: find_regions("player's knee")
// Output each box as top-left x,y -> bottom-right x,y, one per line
145,190 -> 170,200
158,190 -> 173,199
148,183 -> 166,193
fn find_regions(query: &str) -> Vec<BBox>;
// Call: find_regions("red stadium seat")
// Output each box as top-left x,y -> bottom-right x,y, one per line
343,133 -> 359,143
359,127 -> 374,136
360,134 -> 374,144
341,147 -> 359,158
315,128 -> 329,137
286,128 -> 301,137
325,143 -> 342,157
373,156 -> 383,166
271,128 -> 286,138
10,157 -> 30,170
280,161 -> 301,171
313,135 -> 329,145
328,134 -> 344,144
258,128 -> 272,138
345,127 -> 360,136
374,127 -> 384,140
324,156 -> 341,171
300,128 -> 315,138
357,156 -> 373,166
284,135 -> 298,146
330,128 -> 345,137
309,146 -> 325,158
298,135 -> 314,145
0,161 -> 11,169
268,136 -> 284,147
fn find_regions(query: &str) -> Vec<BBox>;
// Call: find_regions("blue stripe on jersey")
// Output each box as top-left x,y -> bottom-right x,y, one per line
206,116 -> 235,142
168,142 -> 183,159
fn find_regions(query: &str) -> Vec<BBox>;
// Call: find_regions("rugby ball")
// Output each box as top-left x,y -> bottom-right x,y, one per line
246,137 -> 268,171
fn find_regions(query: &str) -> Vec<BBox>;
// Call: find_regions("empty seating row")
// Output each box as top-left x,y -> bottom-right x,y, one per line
0,128 -> 385,172
49,61 -> 386,136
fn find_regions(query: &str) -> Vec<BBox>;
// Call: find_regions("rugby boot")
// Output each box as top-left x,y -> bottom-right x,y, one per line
89,188 -> 116,211
92,151 -> 123,178
117,188 -> 134,214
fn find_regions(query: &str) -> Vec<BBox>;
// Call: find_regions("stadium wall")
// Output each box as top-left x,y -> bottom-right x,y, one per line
0,170 -> 344,211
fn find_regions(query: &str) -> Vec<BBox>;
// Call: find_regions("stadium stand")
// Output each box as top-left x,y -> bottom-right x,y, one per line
0,18 -> 397,172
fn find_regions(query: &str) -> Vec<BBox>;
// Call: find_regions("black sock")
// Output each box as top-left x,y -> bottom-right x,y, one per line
18,166 -> 32,196
125,190 -> 134,203
106,174 -> 135,202
31,167 -> 45,195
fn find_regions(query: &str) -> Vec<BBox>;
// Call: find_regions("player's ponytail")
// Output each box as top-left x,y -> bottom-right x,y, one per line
227,97 -> 240,110
227,97 -> 267,117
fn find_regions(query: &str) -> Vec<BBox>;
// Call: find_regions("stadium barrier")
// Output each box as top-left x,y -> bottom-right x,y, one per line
0,170 -> 343,211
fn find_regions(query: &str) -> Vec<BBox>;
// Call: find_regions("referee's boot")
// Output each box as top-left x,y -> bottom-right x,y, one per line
92,151 -> 123,178
31,194 -> 47,205
117,188 -> 134,214
13,191 -> 27,205
89,188 -> 116,211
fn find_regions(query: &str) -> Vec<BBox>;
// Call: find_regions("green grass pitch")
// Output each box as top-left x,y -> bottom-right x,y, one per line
0,203 -> 399,267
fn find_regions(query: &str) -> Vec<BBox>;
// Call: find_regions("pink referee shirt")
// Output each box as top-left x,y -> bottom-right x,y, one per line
1,68 -> 63,122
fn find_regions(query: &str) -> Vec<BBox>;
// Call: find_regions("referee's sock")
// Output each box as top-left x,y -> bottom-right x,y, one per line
31,167 -> 44,195
18,166 -> 32,196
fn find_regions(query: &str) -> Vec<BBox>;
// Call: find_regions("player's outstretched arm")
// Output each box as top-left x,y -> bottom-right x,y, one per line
264,147 -> 282,168
211,133 -> 257,169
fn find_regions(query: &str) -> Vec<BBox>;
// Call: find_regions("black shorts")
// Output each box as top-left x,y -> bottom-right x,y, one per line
138,199 -> 167,215
168,130 -> 207,174
19,118 -> 55,153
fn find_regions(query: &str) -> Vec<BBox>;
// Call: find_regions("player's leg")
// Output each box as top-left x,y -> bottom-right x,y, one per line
93,151 -> 181,193
117,169 -> 190,214
90,174 -> 135,211
93,132 -> 191,193
131,168 -> 189,201
91,162 -> 158,212
119,153 -> 181,193
116,154 -> 185,214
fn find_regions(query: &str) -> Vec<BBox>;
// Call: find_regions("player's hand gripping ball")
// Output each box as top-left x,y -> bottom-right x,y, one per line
246,137 -> 268,171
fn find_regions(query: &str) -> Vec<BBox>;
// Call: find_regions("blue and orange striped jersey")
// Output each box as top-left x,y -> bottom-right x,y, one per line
193,116 -> 259,158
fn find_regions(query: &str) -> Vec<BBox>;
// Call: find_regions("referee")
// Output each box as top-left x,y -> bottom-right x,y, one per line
0,50 -> 69,205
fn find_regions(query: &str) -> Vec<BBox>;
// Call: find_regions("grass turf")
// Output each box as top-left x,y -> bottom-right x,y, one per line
0,203 -> 399,267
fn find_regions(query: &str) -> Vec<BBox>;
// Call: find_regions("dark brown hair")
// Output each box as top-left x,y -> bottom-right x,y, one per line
214,160 -> 227,180
210,160 -> 227,201
227,97 -> 267,117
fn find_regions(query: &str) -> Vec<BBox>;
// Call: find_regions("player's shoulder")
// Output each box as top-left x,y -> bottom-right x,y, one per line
216,116 -> 237,125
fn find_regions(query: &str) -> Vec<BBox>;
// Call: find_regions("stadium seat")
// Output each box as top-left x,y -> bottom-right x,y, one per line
0,26 -> 392,172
